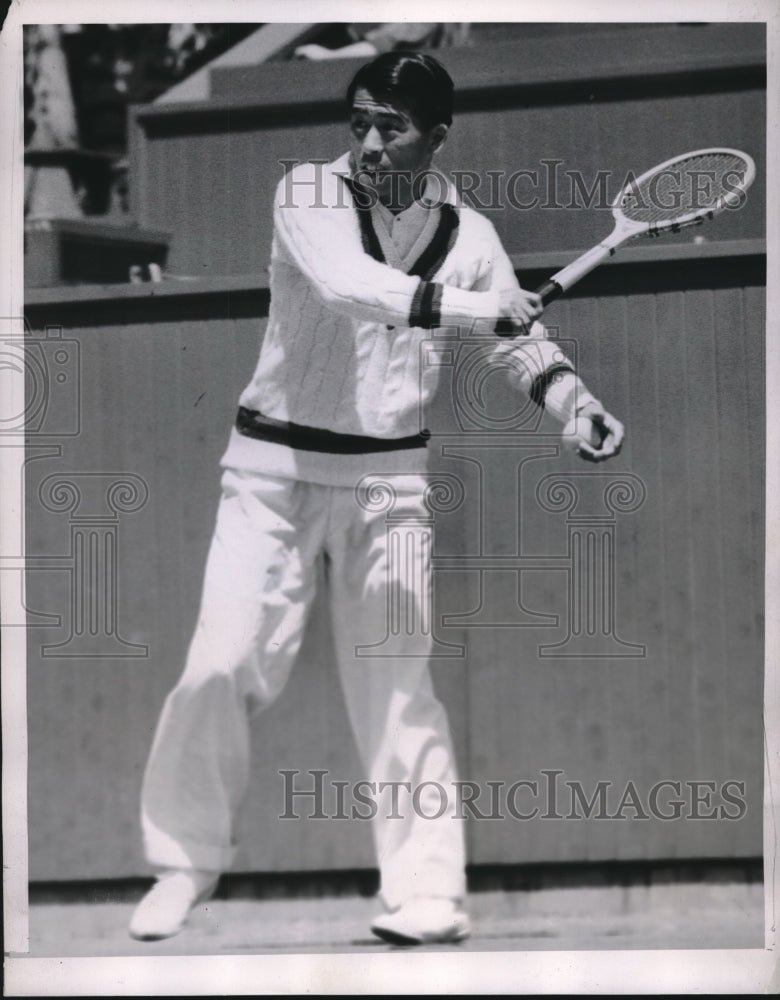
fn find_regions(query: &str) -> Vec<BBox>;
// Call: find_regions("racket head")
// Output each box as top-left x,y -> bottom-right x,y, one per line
612,147 -> 756,235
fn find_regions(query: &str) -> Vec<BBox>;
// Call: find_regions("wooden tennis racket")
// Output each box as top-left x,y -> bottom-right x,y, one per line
533,147 -> 756,305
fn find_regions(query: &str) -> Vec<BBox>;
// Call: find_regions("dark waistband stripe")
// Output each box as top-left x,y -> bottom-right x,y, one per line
236,407 -> 430,454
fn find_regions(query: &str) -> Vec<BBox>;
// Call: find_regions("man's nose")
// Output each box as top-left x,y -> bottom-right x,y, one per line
361,126 -> 383,157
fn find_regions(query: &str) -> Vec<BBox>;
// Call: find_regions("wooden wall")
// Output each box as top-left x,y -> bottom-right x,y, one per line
23,239 -> 765,880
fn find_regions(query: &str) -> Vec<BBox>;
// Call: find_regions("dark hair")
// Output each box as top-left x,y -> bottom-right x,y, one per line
346,52 -> 454,130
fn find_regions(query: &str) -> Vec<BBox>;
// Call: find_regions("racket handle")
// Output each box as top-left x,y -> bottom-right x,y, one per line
534,278 -> 564,305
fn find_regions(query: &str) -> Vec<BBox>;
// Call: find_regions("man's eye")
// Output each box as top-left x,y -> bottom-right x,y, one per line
351,119 -> 368,133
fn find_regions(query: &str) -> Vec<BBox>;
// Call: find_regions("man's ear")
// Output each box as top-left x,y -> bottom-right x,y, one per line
429,124 -> 449,154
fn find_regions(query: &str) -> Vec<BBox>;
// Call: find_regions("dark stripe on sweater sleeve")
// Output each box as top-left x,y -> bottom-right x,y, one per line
529,362 -> 575,408
409,280 -> 444,329
430,283 -> 443,327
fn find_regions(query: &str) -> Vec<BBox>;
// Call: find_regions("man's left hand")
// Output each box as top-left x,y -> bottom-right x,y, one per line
573,403 -> 625,463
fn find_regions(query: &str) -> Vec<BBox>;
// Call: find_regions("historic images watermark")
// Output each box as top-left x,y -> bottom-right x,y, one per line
0,319 -> 81,438
277,159 -> 750,214
278,769 -> 748,822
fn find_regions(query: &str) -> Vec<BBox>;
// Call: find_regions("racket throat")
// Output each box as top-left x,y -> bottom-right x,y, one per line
550,236 -> 623,295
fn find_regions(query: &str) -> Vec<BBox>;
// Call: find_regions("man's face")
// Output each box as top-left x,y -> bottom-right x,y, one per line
349,87 -> 446,206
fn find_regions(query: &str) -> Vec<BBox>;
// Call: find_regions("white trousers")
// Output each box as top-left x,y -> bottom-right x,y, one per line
140,467 -> 466,908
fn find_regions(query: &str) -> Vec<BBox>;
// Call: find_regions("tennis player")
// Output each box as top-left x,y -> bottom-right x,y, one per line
129,51 -> 624,946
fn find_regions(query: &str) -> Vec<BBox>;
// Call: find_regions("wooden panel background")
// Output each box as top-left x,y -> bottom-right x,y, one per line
23,243 -> 765,880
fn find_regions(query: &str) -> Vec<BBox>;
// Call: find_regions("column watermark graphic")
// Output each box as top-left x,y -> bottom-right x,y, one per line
353,472 -> 466,658
535,473 -> 646,657
36,473 -> 149,658
1,318 -> 150,658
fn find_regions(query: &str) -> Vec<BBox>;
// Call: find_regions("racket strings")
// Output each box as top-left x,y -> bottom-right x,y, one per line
619,152 -> 749,225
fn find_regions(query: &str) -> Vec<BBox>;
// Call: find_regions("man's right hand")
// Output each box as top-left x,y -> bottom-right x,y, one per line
494,288 -> 544,335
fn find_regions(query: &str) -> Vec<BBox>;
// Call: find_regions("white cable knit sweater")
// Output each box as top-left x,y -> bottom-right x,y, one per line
222,153 -> 596,485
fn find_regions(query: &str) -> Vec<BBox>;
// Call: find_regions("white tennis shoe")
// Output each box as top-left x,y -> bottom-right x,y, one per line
370,897 -> 471,945
129,868 -> 220,940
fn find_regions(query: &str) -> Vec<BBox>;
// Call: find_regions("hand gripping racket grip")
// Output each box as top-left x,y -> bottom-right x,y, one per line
534,278 -> 564,305
493,278 -> 563,336
494,277 -> 564,336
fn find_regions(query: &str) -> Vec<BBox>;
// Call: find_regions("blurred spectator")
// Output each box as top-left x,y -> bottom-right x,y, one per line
294,23 -> 470,61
